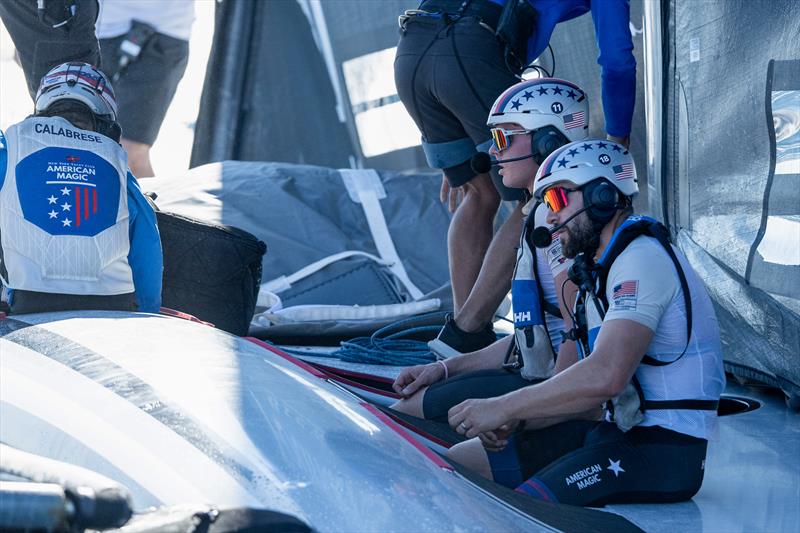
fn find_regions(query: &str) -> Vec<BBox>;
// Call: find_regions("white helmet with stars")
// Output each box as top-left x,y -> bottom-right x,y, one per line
533,139 -> 639,200
35,62 -> 118,122
487,77 -> 589,142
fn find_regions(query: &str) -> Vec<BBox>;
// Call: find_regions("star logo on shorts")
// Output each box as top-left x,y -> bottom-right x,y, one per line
607,458 -> 625,477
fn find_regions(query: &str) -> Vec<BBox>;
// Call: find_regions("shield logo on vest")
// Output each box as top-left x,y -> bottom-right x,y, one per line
16,147 -> 121,237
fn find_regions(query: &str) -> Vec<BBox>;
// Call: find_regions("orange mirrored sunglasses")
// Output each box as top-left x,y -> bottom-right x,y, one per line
542,186 -> 579,213
490,127 -> 529,152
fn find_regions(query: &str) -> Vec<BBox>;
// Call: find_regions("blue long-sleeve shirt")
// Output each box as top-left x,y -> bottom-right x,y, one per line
0,129 -> 163,312
491,0 -> 636,138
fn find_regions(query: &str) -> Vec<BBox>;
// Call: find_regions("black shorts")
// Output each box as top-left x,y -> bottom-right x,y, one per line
99,32 -> 189,145
0,0 -> 100,98
394,13 -> 524,200
10,289 -> 137,314
422,368 -> 535,422
488,421 -> 709,507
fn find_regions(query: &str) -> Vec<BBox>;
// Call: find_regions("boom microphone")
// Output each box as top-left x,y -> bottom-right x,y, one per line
531,206 -> 591,248
470,151 -> 537,174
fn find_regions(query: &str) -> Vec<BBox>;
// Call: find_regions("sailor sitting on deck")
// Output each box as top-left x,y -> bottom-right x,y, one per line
0,62 -> 162,314
391,78 -> 587,421
445,142 -> 726,506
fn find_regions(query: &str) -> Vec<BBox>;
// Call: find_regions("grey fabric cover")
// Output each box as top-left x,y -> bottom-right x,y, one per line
149,161 -> 453,340
662,1 -> 800,397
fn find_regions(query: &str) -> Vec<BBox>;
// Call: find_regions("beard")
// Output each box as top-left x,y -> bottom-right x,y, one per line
560,212 -> 600,259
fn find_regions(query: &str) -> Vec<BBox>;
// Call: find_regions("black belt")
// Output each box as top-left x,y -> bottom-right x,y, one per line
417,0 -> 503,29
644,399 -> 720,411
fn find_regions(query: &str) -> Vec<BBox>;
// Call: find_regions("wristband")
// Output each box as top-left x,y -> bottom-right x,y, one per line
436,360 -> 449,380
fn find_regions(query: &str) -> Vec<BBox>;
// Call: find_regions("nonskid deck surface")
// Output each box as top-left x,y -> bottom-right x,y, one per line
607,381 -> 800,533
295,353 -> 800,533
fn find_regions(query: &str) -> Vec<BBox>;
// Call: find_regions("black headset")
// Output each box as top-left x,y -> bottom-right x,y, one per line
581,178 -> 622,224
530,125 -> 569,165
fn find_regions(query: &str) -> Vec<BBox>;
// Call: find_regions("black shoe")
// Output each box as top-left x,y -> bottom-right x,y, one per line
428,313 -> 496,359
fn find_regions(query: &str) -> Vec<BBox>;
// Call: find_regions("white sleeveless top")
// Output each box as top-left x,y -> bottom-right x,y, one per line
0,117 -> 134,296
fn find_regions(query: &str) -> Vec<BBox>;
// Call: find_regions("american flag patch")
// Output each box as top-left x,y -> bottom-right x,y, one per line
612,280 -> 638,310
563,111 -> 585,129
613,163 -> 634,180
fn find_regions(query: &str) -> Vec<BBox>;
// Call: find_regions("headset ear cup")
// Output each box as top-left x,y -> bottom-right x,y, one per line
532,126 -> 569,165
583,179 -> 619,223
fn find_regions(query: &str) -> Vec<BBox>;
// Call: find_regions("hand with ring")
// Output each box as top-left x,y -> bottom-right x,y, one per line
448,397 -> 511,438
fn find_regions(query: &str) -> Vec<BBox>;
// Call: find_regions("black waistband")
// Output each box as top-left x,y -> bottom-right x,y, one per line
11,289 -> 137,314
418,0 -> 503,28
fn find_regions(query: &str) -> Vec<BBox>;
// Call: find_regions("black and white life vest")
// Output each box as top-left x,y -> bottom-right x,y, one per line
574,215 -> 719,431
0,117 -> 133,296
508,210 -> 564,380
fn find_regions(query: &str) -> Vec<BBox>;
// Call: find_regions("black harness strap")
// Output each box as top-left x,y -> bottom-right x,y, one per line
644,399 -> 719,410
597,220 -> 693,366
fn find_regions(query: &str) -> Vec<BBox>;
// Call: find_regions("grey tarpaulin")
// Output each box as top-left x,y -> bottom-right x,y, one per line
149,161 -> 453,338
190,0 -> 354,169
660,1 -> 800,398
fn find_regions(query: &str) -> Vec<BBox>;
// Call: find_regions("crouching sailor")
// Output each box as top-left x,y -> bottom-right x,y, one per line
391,78 -> 589,421
446,141 -> 726,506
0,62 -> 162,314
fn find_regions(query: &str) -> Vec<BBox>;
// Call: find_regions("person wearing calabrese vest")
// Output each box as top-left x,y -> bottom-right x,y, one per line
0,62 -> 162,314
391,78 -> 588,422
445,140 -> 726,506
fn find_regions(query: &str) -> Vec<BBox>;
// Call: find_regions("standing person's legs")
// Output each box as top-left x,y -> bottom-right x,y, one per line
99,32 -> 189,177
394,16 -> 521,316
0,0 -> 100,99
455,201 -> 524,332
447,172 -> 500,311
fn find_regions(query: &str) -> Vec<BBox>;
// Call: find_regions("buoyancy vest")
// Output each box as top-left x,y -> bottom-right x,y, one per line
507,210 -> 564,380
575,215 -> 719,432
0,117 -> 133,296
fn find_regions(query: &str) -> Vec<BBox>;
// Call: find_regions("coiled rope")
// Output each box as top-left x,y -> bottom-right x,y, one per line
280,311 -> 449,366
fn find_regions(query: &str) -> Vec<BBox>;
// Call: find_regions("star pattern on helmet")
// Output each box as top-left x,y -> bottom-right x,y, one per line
523,90 -> 534,100
61,202 -> 71,212
551,141 -> 629,177
551,86 -> 563,95
537,86 -> 549,96
566,89 -> 577,100
60,186 -> 71,196
48,195 -> 58,204
511,99 -> 522,110
48,210 -> 58,219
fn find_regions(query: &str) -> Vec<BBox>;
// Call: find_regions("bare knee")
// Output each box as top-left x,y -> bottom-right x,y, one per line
464,174 -> 500,216
390,387 -> 427,418
446,438 -> 493,479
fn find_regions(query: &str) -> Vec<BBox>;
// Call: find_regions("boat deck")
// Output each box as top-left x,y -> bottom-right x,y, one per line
292,351 -> 800,533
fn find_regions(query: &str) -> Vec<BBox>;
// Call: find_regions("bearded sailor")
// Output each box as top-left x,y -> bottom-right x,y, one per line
445,140 -> 726,507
